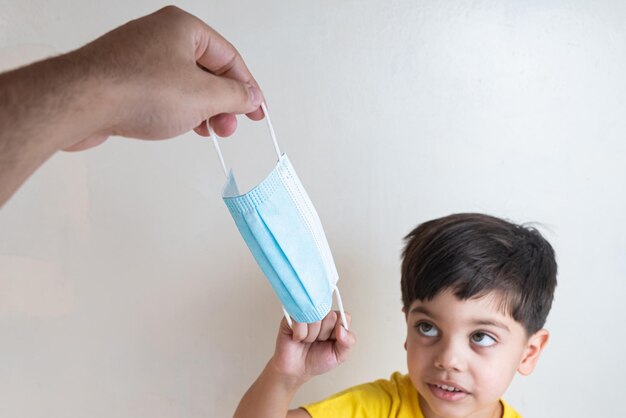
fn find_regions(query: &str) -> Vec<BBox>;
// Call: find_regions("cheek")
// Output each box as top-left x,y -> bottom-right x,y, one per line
471,352 -> 520,398
406,341 -> 431,375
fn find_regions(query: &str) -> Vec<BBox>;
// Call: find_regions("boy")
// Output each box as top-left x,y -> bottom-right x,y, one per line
233,213 -> 557,418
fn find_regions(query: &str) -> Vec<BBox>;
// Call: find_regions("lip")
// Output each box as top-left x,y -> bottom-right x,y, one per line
427,380 -> 470,402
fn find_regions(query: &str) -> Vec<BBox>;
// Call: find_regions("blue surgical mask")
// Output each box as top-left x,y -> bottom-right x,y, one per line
210,103 -> 347,327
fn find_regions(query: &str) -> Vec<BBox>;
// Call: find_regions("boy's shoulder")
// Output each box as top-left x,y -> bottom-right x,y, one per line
303,372 -> 422,418
501,399 -> 523,418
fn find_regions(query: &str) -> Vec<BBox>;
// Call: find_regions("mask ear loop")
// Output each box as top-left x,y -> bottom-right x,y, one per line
281,306 -> 293,328
209,102 -> 281,179
210,124 -> 229,179
261,102 -> 282,160
208,103 -> 291,327
334,286 -> 349,330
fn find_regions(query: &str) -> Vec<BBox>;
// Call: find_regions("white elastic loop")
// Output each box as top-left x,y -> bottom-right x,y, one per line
208,102 -> 280,175
261,102 -> 282,160
281,305 -> 293,328
334,286 -> 348,331
208,123 -> 229,179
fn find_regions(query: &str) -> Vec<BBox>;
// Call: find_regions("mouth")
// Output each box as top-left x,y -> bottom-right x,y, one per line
427,382 -> 469,401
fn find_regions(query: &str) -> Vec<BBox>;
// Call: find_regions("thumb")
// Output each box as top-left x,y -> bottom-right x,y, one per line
199,72 -> 263,118
333,324 -> 356,364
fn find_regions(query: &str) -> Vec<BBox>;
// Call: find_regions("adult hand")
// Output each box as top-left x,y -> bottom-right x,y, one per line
66,5 -> 264,151
0,6 -> 264,206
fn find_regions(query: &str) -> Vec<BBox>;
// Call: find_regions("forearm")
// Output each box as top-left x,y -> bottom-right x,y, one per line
233,359 -> 304,418
0,50 -> 111,206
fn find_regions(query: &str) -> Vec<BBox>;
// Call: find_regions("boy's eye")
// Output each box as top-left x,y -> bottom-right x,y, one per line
471,332 -> 496,347
416,322 -> 439,337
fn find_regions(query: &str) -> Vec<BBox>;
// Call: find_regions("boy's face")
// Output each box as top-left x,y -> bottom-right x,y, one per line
404,290 -> 548,418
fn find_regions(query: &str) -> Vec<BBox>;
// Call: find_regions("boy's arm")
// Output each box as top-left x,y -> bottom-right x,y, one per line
232,362 -> 309,418
234,311 -> 355,418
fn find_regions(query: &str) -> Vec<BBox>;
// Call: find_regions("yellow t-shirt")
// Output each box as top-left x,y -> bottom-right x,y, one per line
303,372 -> 522,418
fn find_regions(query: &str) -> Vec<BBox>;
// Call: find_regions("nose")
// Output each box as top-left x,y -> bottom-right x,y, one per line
434,337 -> 465,372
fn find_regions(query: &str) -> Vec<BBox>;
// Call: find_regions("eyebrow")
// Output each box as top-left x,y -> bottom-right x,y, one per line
470,319 -> 510,332
409,306 -> 511,332
410,306 -> 436,317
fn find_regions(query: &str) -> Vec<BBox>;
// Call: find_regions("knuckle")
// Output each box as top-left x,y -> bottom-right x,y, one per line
159,5 -> 182,15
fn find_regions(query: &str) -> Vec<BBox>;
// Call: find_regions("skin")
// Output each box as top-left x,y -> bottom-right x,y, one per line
405,290 -> 549,418
0,5 -> 264,207
234,290 -> 548,418
233,311 -> 356,418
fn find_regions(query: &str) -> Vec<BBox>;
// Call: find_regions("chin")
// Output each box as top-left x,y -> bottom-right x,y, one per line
420,395 -> 475,418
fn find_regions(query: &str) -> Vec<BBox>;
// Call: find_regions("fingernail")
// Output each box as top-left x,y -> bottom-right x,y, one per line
248,85 -> 261,106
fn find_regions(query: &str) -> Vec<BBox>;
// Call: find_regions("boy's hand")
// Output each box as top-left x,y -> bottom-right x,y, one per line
233,312 -> 354,418
268,311 -> 356,388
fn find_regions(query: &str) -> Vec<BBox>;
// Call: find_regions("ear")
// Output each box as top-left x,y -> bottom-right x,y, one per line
517,329 -> 549,376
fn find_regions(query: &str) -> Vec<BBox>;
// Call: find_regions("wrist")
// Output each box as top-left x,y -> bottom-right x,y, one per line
0,51 -> 117,205
50,49 -> 118,150
265,357 -> 310,393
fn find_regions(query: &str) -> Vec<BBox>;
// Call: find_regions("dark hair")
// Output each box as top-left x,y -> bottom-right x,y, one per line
401,213 -> 557,335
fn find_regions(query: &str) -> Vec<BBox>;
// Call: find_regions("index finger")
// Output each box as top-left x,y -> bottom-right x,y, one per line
192,20 -> 264,121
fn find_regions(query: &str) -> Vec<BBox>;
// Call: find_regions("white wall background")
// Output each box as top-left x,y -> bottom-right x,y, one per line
1,1 -> 625,417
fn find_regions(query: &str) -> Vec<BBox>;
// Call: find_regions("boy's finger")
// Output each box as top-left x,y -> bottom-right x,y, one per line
327,311 -> 352,338
333,324 -> 356,364
302,321 -> 321,344
318,311 -> 338,341
279,316 -> 292,334
341,311 -> 352,329
291,321 -> 308,342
